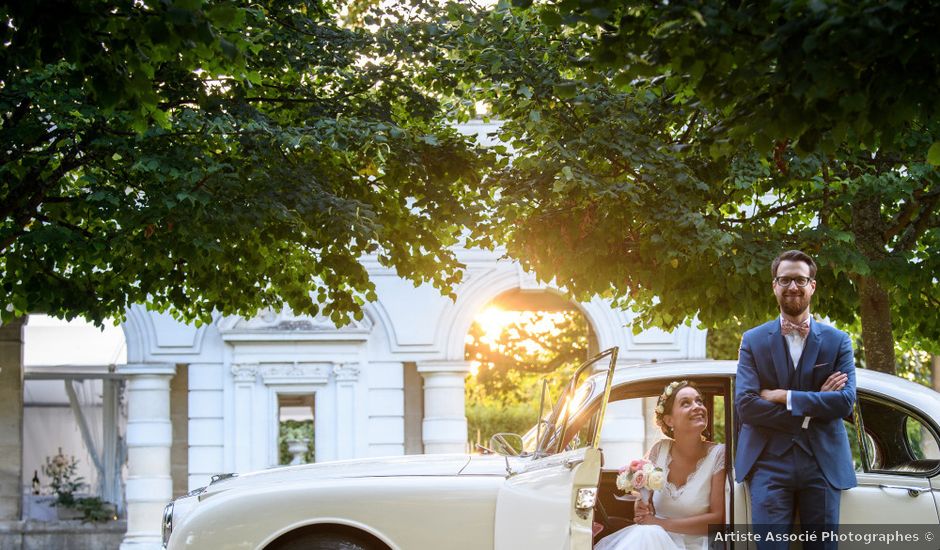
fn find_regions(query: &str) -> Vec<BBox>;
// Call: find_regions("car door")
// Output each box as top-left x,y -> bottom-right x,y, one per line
840,393 -> 940,525
493,348 -> 618,550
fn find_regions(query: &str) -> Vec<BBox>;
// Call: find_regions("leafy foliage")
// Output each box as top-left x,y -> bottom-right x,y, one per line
466,398 -> 537,450
431,1 -> 940,374
70,496 -> 117,523
465,310 -> 590,402
534,0 -> 940,159
1,0 -> 489,326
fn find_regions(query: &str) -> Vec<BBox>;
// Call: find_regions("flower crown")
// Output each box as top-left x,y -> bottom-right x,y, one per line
655,380 -> 684,415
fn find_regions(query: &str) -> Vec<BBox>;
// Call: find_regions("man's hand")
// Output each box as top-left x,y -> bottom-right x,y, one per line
759,389 -> 788,404
820,372 -> 847,392
759,372 -> 845,406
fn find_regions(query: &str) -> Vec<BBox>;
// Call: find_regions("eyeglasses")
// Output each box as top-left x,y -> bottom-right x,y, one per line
774,276 -> 813,288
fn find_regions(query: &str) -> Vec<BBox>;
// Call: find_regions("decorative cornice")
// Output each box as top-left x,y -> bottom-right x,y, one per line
416,360 -> 474,375
259,363 -> 331,385
117,363 -> 177,376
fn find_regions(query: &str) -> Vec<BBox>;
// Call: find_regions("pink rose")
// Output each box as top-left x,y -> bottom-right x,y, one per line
629,459 -> 645,472
632,470 -> 647,489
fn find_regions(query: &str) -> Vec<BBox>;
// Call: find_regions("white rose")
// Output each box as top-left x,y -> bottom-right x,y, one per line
642,462 -> 655,473
615,470 -> 630,491
647,469 -> 665,491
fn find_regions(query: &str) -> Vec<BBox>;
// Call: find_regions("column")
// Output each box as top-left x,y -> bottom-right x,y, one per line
416,361 -> 472,454
119,363 -> 175,550
0,317 -> 26,520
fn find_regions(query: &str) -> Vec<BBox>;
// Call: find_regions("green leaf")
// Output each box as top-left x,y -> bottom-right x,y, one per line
927,142 -> 940,166
553,82 -> 578,99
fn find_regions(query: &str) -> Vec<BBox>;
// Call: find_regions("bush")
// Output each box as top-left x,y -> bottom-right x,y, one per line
467,398 -> 539,451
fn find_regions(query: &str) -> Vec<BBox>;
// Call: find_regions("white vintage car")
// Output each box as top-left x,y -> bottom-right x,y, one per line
162,348 -> 940,549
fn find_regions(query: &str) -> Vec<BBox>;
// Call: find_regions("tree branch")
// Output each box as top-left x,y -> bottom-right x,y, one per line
895,189 -> 940,251
718,192 -> 824,224
34,213 -> 96,240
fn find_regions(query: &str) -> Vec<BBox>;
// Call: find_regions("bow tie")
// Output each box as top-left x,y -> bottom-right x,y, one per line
781,318 -> 810,338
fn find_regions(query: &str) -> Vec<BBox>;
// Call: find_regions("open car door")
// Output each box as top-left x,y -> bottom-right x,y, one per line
494,348 -> 618,550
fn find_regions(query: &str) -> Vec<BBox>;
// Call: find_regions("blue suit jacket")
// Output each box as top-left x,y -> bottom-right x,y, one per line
734,318 -> 858,490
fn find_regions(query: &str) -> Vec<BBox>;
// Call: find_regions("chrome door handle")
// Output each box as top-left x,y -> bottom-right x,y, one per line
878,484 -> 931,497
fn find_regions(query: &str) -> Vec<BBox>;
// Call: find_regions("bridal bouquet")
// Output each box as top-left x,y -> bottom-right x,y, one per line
616,458 -> 665,503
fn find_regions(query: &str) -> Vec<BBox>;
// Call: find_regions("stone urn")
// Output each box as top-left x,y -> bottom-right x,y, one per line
286,439 -> 310,465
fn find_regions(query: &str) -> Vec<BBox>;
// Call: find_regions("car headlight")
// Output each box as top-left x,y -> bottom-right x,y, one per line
162,501 -> 174,548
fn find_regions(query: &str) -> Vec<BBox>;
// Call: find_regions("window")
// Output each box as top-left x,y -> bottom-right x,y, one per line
855,395 -> 940,475
277,393 -> 315,465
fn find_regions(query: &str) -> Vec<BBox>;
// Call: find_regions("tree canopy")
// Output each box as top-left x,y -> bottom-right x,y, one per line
534,0 -> 940,159
1,0 -> 488,326
4,0 -> 938,377
433,1 -> 940,374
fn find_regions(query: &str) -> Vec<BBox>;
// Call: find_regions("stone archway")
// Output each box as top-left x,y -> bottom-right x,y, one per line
419,257 -> 707,455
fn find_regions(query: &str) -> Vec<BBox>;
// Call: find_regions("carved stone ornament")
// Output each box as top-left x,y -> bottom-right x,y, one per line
219,305 -> 372,333
259,363 -> 332,385
332,363 -> 361,382
231,364 -> 259,383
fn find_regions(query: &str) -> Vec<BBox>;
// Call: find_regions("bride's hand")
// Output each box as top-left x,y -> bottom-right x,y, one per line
634,499 -> 652,524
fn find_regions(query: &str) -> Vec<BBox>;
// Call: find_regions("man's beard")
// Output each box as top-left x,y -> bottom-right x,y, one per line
778,293 -> 810,316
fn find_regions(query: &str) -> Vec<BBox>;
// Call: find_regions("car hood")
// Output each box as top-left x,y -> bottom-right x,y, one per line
200,454 -> 512,496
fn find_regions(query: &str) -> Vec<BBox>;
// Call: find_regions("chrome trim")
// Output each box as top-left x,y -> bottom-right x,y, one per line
161,501 -> 174,548
184,485 -> 206,498
576,487 -> 598,510
878,484 -> 932,497
210,472 -> 238,484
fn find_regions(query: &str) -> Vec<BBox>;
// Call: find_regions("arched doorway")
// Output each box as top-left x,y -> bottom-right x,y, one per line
464,289 -> 597,450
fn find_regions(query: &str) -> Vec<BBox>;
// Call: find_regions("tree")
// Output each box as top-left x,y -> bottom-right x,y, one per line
435,1 -> 940,374
464,309 -> 591,445
465,309 -> 590,402
1,0 -> 488,326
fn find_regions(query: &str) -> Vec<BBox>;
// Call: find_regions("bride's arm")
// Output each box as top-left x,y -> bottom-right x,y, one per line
640,469 -> 726,535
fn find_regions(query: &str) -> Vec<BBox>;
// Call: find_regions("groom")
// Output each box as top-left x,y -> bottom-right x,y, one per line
734,250 -> 857,549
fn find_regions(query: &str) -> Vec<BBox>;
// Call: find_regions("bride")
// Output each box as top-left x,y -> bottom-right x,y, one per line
595,380 -> 725,550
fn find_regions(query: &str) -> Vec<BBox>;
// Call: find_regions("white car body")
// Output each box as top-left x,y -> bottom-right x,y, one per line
163,352 -> 940,549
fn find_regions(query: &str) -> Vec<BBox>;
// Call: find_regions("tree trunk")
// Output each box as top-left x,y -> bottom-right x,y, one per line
851,195 -> 896,375
857,275 -> 896,374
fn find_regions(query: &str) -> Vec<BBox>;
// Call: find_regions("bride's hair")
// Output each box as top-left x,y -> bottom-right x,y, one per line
654,380 -> 703,438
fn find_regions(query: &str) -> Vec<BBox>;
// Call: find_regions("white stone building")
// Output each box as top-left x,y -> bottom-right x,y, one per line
4,248 -> 707,549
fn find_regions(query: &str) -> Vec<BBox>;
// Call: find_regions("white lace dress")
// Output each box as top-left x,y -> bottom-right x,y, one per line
595,439 -> 726,550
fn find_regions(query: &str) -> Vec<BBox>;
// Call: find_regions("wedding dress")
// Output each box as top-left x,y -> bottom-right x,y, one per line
595,439 -> 726,550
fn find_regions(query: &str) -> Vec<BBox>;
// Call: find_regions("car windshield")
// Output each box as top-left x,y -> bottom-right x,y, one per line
522,348 -> 617,456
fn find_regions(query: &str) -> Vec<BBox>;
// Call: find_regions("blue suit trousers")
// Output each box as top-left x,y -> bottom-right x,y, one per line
748,445 -> 841,550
